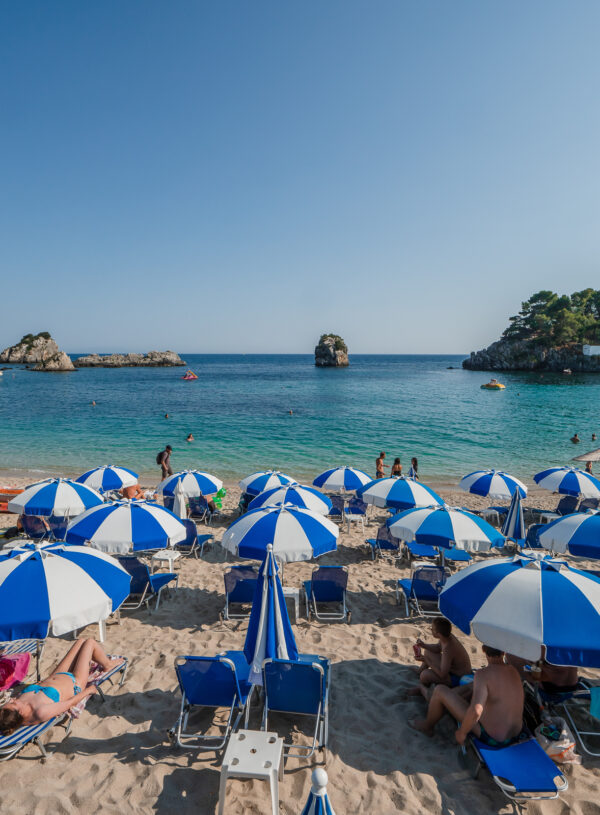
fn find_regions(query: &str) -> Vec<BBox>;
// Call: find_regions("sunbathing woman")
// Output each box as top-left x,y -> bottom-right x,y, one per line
0,639 -> 124,735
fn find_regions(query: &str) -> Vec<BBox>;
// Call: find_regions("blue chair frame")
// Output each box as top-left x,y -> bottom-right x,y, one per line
396,564 -> 447,617
117,556 -> 178,611
222,566 -> 258,620
304,566 -> 350,623
365,524 -> 400,560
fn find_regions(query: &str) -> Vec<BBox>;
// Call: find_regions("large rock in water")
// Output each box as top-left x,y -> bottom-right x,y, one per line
34,351 -> 75,372
0,332 -> 63,364
74,351 -> 185,367
315,334 -> 349,367
463,340 -> 600,372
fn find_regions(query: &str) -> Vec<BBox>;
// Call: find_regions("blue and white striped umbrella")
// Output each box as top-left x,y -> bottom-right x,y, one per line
248,484 -> 332,515
458,469 -> 527,500
534,467 -> 600,498
312,466 -> 371,493
501,489 -> 525,542
388,504 -> 504,552
8,478 -> 103,517
300,769 -> 337,815
0,541 -> 130,640
158,469 -> 223,497
65,500 -> 186,554
222,505 -> 339,563
244,545 -> 298,685
239,471 -> 295,496
76,465 -> 139,494
358,477 -> 442,510
440,554 -> 600,666
539,511 -> 600,558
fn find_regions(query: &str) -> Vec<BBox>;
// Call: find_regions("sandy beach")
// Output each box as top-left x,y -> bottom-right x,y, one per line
0,478 -> 598,815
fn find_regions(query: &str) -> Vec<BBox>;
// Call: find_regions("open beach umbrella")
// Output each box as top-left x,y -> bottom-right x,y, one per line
358,476 -> 442,510
533,467 -> 600,498
573,448 -> 600,463
158,469 -> 223,497
312,466 -> 371,493
300,769 -> 337,815
243,544 -> 298,685
538,511 -> 600,558
76,465 -> 139,493
8,478 -> 104,517
239,471 -> 295,496
439,554 -> 600,666
388,504 -> 504,552
501,489 -> 525,542
222,504 -> 339,563
458,469 -> 527,500
65,500 -> 186,554
248,484 -> 332,515
0,541 -> 130,640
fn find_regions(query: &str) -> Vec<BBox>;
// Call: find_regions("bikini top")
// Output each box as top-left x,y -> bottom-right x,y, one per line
21,684 -> 60,703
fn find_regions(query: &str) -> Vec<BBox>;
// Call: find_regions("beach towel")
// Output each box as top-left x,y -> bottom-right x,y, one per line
0,654 -> 31,692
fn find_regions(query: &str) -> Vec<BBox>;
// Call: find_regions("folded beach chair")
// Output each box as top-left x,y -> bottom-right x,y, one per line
169,652 -> 253,750
304,566 -> 350,623
19,515 -> 50,541
343,497 -> 367,532
364,523 -> 400,560
176,519 -> 213,558
222,566 -> 258,620
327,495 -> 345,524
262,656 -> 330,759
117,556 -> 178,611
0,639 -> 44,681
396,564 -> 447,617
538,679 -> 600,757
405,541 -> 438,564
463,734 -> 568,801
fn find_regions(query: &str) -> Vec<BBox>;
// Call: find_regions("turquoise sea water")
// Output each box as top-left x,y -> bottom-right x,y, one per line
1,354 -> 598,486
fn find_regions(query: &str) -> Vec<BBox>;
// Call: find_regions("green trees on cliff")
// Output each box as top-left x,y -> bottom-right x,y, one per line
502,289 -> 600,345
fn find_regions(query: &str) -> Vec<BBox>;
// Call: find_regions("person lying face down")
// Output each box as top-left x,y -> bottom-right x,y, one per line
120,483 -> 145,500
409,618 -> 472,700
409,644 -> 525,748
505,654 -> 579,694
0,639 -> 125,735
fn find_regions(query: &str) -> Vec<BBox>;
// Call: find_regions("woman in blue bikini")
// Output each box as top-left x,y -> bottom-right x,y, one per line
0,638 -> 124,734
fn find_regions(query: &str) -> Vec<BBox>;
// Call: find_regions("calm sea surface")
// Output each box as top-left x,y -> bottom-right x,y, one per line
1,354 -> 598,486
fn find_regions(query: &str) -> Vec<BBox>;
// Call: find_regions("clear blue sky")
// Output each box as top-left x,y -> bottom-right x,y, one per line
2,1 -> 599,354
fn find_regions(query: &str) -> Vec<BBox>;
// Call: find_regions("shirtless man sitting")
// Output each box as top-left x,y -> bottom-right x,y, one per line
120,484 -> 145,500
506,655 -> 579,695
409,644 -> 524,747
409,617 -> 472,698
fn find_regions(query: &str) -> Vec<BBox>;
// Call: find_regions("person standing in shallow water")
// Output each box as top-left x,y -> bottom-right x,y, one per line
408,457 -> 419,479
157,445 -> 173,479
391,457 -> 402,476
376,452 -> 387,479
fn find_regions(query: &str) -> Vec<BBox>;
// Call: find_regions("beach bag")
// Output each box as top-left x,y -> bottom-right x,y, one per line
0,653 -> 31,691
535,716 -> 581,764
156,451 -> 163,465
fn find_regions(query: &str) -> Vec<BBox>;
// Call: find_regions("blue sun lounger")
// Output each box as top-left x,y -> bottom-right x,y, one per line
442,548 -> 472,566
465,735 -> 568,801
365,524 -> 400,560
304,566 -> 350,623
262,656 -> 330,759
169,653 -> 253,750
177,519 -> 213,558
222,566 -> 258,620
117,556 -> 178,611
405,541 -> 438,563
396,565 -> 448,617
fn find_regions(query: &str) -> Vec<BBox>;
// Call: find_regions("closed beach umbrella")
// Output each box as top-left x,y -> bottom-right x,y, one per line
76,465 -> 139,493
239,471 -> 295,496
248,484 -> 332,515
66,500 -> 186,554
0,541 -> 131,640
172,480 -> 187,519
300,769 -> 337,815
158,469 -> 223,497
440,554 -> 600,666
8,478 -> 103,517
533,466 -> 600,498
539,511 -> 600,558
358,476 -> 442,510
388,505 -> 504,552
312,466 -> 371,493
501,489 -> 525,542
244,545 -> 298,685
222,504 -> 339,563
458,469 -> 527,500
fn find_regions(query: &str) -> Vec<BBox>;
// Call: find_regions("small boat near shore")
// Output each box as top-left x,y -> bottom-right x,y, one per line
182,369 -> 198,380
481,379 -> 505,390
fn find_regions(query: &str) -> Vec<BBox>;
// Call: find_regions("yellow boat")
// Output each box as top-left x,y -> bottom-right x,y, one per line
481,381 -> 505,390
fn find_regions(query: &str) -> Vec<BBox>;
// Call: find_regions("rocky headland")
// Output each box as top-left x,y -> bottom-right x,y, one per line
74,351 -> 185,367
315,334 -> 349,367
463,340 -> 600,372
0,333 -> 75,371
